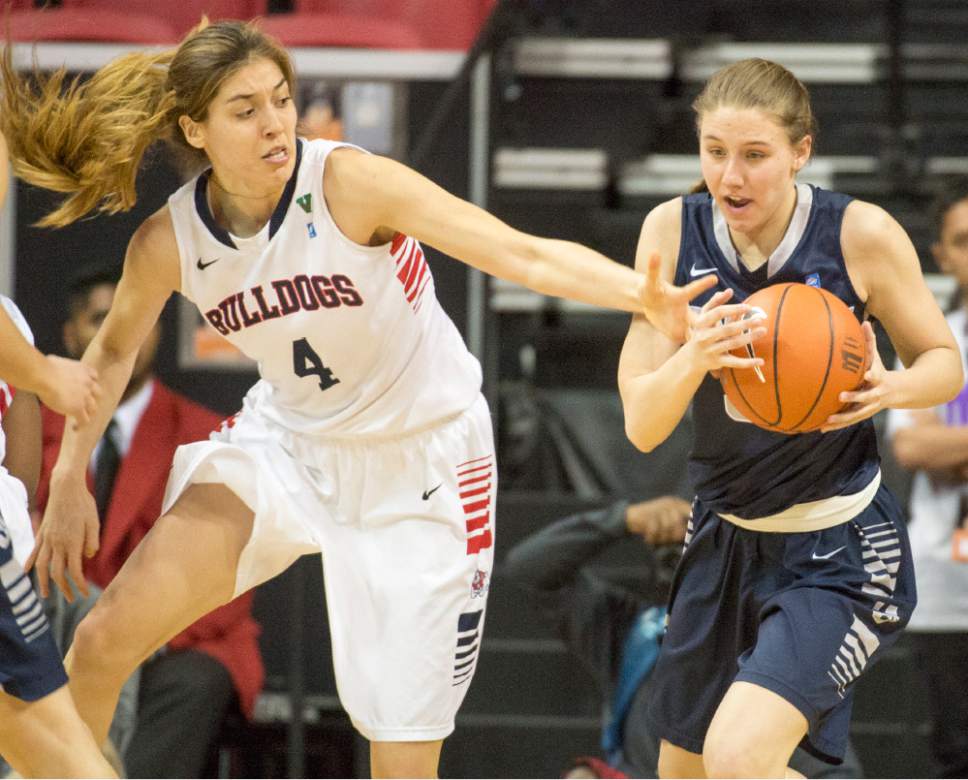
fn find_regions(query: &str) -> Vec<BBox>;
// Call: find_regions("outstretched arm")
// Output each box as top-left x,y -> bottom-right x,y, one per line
28,207 -> 179,600
323,148 -> 716,340
0,304 -> 101,424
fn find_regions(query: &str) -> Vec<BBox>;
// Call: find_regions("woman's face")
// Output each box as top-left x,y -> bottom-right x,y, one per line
698,105 -> 811,239
181,57 -> 298,196
934,198 -> 968,292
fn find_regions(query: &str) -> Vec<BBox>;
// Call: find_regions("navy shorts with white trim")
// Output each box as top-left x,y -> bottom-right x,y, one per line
0,515 -> 66,702
646,483 -> 915,764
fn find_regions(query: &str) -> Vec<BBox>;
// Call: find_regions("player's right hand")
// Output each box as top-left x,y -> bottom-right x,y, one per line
683,289 -> 765,376
36,355 -> 100,425
25,473 -> 99,601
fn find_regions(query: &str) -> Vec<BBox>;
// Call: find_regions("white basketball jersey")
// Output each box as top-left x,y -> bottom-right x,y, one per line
0,295 -> 34,465
168,139 -> 482,437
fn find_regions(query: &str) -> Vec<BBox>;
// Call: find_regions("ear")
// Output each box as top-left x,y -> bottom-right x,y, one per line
178,114 -> 206,150
792,135 -> 812,172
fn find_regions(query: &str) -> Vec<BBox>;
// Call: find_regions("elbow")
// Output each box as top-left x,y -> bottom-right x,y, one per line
948,361 -> 966,404
624,420 -> 659,453
936,347 -> 966,404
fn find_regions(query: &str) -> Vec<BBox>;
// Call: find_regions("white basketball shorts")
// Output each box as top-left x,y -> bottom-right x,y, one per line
162,394 -> 496,742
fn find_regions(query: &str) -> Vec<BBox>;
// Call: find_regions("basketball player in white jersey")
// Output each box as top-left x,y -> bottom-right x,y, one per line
0,133 -> 111,779
0,21 -> 713,777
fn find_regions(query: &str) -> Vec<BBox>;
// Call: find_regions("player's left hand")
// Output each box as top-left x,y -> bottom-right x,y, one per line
640,252 -> 718,343
821,321 -> 898,432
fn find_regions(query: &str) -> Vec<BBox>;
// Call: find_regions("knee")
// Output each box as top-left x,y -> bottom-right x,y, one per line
71,604 -> 136,673
703,736 -> 779,778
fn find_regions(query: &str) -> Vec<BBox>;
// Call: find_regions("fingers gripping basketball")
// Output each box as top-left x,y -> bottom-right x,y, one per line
721,283 -> 867,434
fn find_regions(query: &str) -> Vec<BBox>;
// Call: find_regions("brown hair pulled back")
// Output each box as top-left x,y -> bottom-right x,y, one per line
688,58 -> 817,194
0,19 -> 295,227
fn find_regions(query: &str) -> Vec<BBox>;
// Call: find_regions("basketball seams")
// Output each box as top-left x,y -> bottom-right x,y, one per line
784,288 -> 835,433
770,284 -> 793,428
725,366 -> 775,427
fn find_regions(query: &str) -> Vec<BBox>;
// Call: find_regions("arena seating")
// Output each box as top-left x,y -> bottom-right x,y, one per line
5,0 -> 495,48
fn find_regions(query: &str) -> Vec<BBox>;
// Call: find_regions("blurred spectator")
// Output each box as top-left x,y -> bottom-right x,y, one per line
504,497 -> 864,778
35,263 -> 264,778
887,178 -> 968,779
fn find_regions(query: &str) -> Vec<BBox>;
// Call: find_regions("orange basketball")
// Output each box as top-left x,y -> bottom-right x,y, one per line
721,283 -> 868,434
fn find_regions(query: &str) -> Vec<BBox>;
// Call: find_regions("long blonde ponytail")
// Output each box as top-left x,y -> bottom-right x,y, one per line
0,19 -> 295,228
0,46 -> 176,227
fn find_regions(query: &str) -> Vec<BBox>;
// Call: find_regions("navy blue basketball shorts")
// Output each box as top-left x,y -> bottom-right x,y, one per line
646,483 -> 915,764
0,514 -> 67,702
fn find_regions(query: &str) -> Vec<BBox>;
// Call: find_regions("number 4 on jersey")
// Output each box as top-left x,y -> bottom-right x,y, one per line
292,337 -> 340,391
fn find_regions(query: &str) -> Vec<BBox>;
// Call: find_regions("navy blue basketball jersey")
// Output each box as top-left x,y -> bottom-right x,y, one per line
674,183 -> 879,519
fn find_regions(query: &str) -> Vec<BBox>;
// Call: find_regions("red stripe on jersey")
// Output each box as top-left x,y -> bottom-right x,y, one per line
404,247 -> 425,292
407,262 -> 428,302
458,454 -> 493,469
459,473 -> 491,488
457,465 -> 492,478
466,512 -> 490,533
413,272 -> 432,303
460,484 -> 491,500
467,529 -> 493,555
463,498 -> 490,515
391,231 -> 407,255
396,242 -> 417,283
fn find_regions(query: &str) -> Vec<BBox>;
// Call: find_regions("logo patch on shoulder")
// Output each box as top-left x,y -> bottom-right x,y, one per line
296,193 -> 312,213
306,222 -> 317,239
805,273 -> 821,287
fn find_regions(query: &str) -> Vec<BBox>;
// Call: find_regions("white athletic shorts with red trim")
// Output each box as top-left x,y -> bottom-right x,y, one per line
162,393 -> 496,742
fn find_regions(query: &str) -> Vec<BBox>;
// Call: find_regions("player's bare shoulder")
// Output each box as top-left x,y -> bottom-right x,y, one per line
636,196 -> 684,274
841,198 -> 917,301
127,206 -> 181,294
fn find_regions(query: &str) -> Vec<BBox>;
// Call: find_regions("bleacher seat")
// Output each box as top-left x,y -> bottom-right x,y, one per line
7,1 -> 261,44
257,0 -> 495,50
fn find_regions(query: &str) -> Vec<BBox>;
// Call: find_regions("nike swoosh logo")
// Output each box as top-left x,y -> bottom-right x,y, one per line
422,484 -> 443,501
812,545 -> 846,560
197,257 -> 220,270
689,264 -> 716,277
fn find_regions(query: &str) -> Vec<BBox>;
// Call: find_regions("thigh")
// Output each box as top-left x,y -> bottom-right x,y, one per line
704,681 -> 807,773
657,740 -> 706,779
125,650 -> 234,779
82,483 -> 254,662
165,429 -> 322,599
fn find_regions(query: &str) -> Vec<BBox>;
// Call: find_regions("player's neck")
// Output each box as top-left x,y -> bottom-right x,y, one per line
730,184 -> 798,272
208,174 -> 284,238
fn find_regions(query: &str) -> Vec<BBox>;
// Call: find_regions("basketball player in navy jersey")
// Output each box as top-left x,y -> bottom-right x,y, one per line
0,21 -> 713,779
0,134 -> 113,776
618,59 -> 963,778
